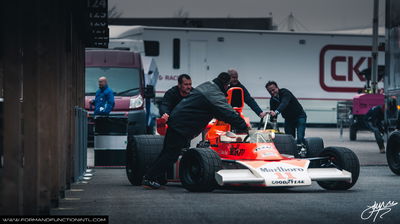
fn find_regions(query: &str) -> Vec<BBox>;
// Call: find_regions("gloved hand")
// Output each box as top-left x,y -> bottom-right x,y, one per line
259,111 -> 267,118
161,113 -> 169,122
99,107 -> 105,112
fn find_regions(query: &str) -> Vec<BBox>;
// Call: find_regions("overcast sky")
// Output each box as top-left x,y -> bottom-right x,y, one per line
109,0 -> 386,32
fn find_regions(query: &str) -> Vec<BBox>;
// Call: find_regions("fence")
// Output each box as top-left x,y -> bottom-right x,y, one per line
0,100 -> 3,172
336,101 -> 353,137
73,107 -> 88,182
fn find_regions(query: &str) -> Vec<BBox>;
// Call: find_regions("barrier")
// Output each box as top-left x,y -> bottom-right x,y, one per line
336,101 -> 352,137
0,100 -> 3,171
94,116 -> 127,166
73,107 -> 88,182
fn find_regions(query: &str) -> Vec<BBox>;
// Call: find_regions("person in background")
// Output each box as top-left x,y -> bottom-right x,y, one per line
228,69 -> 267,118
265,81 -> 307,145
364,105 -> 385,153
92,76 -> 115,116
159,74 -> 192,122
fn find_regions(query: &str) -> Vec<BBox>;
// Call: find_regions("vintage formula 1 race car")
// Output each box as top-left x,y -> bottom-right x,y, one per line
126,87 -> 360,192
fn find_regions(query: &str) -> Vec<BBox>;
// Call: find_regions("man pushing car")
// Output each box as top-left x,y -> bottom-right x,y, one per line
142,72 -> 249,189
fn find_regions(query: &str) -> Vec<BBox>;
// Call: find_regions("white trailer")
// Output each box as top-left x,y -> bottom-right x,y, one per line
109,25 -> 384,124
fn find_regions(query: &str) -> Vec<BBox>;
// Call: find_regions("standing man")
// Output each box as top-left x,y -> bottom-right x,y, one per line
265,81 -> 307,144
364,105 -> 385,153
92,76 -> 115,116
228,69 -> 266,118
143,72 -> 249,189
159,74 -> 192,122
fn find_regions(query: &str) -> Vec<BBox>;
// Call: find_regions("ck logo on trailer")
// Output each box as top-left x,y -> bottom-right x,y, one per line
319,45 -> 384,93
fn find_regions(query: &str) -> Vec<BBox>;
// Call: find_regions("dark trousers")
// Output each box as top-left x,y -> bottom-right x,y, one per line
366,121 -> 385,149
284,117 -> 307,144
145,128 -> 190,179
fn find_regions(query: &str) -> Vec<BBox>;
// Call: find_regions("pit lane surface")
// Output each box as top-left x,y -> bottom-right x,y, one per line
55,128 -> 398,223
52,166 -> 400,224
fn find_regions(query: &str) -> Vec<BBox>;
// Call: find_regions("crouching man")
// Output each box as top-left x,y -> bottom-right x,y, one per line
142,72 -> 249,189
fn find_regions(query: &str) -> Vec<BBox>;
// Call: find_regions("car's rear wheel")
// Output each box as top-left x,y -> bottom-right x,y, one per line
180,148 -> 222,192
273,134 -> 297,156
126,135 -> 164,185
304,137 -> 324,157
317,147 -> 360,190
387,131 -> 400,175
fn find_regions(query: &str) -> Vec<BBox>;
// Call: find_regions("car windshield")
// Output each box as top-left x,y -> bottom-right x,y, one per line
85,67 -> 141,96
248,130 -> 274,143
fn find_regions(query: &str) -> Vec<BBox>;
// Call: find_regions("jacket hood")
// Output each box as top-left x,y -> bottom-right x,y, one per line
212,78 -> 227,94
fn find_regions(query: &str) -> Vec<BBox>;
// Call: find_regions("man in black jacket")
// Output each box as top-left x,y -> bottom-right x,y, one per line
159,74 -> 192,122
364,105 -> 385,153
266,81 -> 307,145
228,69 -> 266,118
143,72 -> 249,189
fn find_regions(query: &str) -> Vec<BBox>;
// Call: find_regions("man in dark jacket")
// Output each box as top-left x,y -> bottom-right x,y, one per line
93,76 -> 115,115
159,74 -> 192,122
143,72 -> 249,189
266,81 -> 307,144
365,105 -> 385,153
228,69 -> 266,118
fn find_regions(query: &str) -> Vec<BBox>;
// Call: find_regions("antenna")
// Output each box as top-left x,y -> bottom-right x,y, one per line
278,13 -> 309,32
288,12 -> 295,32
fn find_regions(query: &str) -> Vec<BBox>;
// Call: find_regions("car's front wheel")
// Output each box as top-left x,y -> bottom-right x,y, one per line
317,147 -> 360,190
180,148 -> 222,192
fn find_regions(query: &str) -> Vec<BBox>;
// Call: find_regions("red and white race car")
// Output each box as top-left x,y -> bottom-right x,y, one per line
126,87 -> 360,192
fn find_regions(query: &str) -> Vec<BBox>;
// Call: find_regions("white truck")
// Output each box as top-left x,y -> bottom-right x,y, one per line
109,25 -> 384,124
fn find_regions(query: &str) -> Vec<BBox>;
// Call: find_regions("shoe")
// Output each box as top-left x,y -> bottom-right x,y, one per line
379,148 -> 386,153
142,177 -> 163,190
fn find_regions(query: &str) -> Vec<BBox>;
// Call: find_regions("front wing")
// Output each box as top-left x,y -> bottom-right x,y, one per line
215,159 -> 352,187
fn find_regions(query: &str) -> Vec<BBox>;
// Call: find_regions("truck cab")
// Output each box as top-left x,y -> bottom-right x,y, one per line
85,49 -> 148,146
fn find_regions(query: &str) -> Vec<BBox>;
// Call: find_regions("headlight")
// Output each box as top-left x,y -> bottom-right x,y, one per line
129,95 -> 143,109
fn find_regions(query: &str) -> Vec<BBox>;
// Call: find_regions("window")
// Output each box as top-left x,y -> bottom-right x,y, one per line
173,38 -> 180,69
85,67 -> 141,96
144,41 -> 159,56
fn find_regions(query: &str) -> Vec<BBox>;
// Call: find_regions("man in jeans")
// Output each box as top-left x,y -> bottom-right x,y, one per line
365,105 -> 385,153
265,81 -> 307,144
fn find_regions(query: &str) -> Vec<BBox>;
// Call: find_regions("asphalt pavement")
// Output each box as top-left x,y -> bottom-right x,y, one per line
52,167 -> 400,224
305,127 -> 388,165
59,128 -> 398,224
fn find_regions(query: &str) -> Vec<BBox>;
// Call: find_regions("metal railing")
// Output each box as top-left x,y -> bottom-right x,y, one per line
336,101 -> 353,137
0,100 -> 3,170
73,107 -> 88,182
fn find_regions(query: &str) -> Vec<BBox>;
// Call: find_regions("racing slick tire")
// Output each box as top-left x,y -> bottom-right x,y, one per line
386,131 -> 400,175
349,123 -> 357,141
317,147 -> 360,190
273,134 -> 297,156
180,148 -> 222,192
304,137 -> 324,157
126,135 -> 164,185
